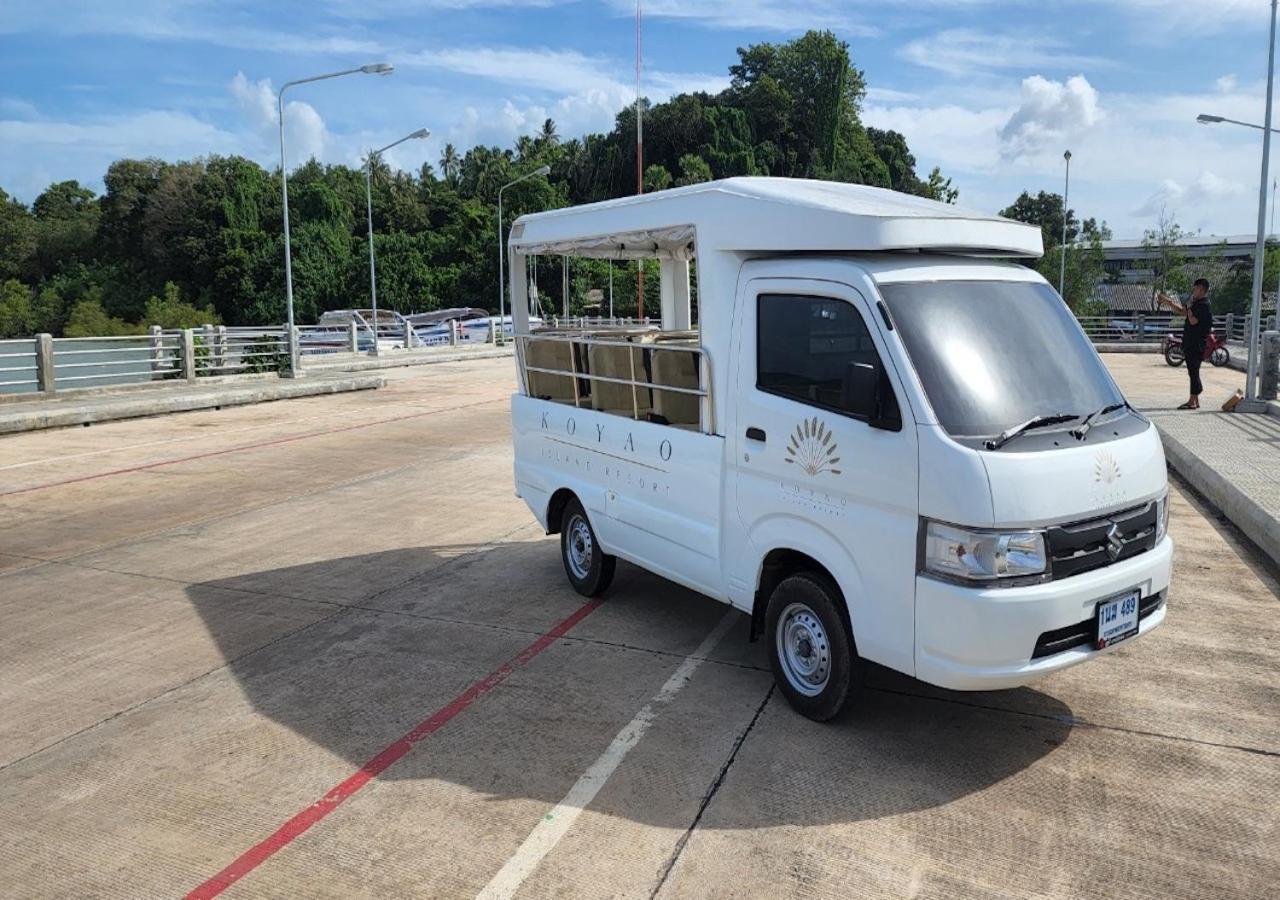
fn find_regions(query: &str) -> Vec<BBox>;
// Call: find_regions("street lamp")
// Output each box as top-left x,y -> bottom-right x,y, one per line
1060,150 -> 1072,299
1196,112 -> 1280,133
497,165 -> 551,344
278,63 -> 393,373
364,127 -> 430,356
1198,0 -> 1279,404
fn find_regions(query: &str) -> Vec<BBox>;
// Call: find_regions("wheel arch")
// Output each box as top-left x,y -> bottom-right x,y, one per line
750,547 -> 854,647
545,487 -> 578,535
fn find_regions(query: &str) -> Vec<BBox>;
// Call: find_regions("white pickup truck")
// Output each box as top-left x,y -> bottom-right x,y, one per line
506,178 -> 1170,720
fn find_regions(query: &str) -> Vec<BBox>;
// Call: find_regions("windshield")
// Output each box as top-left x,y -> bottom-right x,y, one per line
878,279 -> 1124,439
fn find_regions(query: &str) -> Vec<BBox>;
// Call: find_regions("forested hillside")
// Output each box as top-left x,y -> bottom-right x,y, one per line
0,31 -> 955,337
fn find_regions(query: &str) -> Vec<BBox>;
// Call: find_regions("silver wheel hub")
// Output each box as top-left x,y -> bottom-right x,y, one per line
776,602 -> 831,697
566,515 -> 593,580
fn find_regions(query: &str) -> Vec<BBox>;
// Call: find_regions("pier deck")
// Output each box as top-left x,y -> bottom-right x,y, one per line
0,356 -> 1275,899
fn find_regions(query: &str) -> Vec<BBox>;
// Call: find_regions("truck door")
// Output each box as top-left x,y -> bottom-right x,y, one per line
730,277 -> 919,675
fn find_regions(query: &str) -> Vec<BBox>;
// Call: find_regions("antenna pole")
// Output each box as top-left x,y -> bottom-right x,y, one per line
635,0 -> 645,320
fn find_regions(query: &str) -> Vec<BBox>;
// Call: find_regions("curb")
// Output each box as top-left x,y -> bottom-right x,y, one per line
0,375 -> 385,435
302,348 -> 514,374
1155,421 -> 1280,568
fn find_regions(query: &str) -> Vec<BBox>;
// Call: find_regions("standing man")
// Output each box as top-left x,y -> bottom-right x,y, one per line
1157,278 -> 1213,409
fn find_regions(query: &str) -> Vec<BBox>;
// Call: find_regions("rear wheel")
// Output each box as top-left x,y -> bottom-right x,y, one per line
560,498 -> 616,597
766,572 -> 860,721
1210,345 -> 1230,367
1164,343 -> 1184,367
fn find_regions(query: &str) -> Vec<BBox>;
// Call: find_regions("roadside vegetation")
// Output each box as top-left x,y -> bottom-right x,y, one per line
2,28 -> 1262,340
0,31 -> 959,337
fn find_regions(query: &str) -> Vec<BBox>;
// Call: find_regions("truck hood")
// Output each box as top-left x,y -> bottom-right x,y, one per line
980,421 -> 1166,525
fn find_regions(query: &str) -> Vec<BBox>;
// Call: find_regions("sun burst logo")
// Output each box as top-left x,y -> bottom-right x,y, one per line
1094,449 -> 1121,485
785,417 -> 841,477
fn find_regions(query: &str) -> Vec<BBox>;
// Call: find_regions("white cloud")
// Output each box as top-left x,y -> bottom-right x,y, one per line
405,45 -> 726,148
601,0 -> 870,33
1134,171 -> 1246,218
405,46 -> 724,101
998,74 -> 1102,159
1216,74 -> 1238,94
229,72 -> 327,163
900,29 -> 1111,76
0,109 -> 243,200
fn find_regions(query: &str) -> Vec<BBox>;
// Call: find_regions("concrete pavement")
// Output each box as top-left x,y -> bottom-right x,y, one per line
0,356 -> 1276,898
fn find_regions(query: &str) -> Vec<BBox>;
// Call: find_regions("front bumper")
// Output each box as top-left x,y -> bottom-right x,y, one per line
915,535 -> 1172,690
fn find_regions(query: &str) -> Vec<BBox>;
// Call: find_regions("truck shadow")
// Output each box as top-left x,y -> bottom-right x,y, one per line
185,538 -> 1073,828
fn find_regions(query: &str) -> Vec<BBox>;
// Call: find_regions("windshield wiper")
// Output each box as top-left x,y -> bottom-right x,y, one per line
1070,403 -> 1127,441
984,413 -> 1081,451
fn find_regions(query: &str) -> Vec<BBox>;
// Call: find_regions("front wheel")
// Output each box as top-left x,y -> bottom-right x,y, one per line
1210,345 -> 1230,367
766,572 -> 860,721
559,498 -> 616,597
1164,343 -> 1184,367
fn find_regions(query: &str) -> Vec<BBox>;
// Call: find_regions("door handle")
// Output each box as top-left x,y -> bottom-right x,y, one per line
745,426 -> 767,442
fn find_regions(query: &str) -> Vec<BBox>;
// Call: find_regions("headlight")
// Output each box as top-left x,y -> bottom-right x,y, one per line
1155,492 -> 1170,543
923,520 -> 1047,581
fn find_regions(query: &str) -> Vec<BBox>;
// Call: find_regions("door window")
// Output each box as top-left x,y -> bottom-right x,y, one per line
756,293 -> 898,422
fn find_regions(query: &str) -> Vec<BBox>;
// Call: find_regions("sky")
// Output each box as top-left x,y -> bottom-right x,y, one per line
1,0 -> 1278,239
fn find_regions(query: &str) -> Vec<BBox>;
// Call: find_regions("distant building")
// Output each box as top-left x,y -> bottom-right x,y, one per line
1097,234 -> 1277,315
1100,233 -> 1269,285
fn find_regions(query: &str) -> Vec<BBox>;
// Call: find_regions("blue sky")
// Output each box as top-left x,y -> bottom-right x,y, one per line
1,0 -> 1276,237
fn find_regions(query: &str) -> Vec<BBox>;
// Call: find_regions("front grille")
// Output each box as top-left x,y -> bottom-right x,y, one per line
1031,591 -> 1165,660
1046,502 -> 1158,580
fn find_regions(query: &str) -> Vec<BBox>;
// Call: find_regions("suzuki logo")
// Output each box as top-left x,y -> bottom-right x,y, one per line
1106,523 -> 1124,561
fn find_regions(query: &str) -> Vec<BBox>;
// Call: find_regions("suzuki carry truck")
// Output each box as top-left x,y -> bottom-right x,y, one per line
505,178 -> 1170,720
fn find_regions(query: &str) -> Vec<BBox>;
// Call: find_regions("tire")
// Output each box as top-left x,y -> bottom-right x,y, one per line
1211,345 -> 1230,367
1164,344 -> 1184,367
765,572 -> 860,721
559,497 -> 616,597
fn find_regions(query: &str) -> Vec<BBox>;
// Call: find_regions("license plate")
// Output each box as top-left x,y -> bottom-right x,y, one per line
1096,590 -> 1140,649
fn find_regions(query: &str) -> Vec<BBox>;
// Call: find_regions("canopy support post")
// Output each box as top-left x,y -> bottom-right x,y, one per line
659,258 -> 691,331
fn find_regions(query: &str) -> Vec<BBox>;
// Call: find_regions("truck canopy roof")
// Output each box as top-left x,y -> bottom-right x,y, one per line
509,177 -> 1043,260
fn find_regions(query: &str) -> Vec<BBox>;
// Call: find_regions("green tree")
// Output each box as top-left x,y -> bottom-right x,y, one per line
0,189 -> 37,281
143,282 -> 220,329
0,279 -> 33,337
32,180 -> 100,279
675,154 -> 714,186
643,164 -> 673,193
63,299 -> 144,337
1141,208 -> 1190,295
1000,191 -> 1079,251
1039,234 -> 1107,309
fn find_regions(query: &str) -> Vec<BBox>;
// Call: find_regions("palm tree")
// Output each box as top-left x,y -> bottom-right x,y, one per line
439,143 -> 460,186
539,118 -> 559,147
515,134 -> 537,162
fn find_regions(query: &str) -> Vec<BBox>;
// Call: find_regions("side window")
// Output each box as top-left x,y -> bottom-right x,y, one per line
757,293 -> 899,423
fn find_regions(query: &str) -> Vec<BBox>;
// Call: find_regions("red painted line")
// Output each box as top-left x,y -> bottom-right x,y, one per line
186,597 -> 602,899
1,402 -> 491,498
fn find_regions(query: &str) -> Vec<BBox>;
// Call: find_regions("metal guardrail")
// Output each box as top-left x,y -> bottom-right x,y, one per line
1076,313 -> 1278,346
0,339 -> 39,393
51,333 -> 184,387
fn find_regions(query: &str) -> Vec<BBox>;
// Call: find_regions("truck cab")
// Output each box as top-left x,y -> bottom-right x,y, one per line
507,178 -> 1171,721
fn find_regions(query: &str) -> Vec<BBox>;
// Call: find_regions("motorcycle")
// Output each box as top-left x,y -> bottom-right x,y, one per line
1163,330 -> 1230,368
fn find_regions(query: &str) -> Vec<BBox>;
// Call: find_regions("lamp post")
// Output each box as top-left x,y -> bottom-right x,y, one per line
365,128 -> 430,355
497,165 -> 551,344
1197,0 -> 1278,403
1195,112 -> 1280,133
1060,150 -> 1072,300
278,63 -> 393,373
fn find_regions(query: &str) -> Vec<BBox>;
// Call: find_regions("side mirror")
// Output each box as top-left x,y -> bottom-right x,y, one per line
845,360 -> 902,431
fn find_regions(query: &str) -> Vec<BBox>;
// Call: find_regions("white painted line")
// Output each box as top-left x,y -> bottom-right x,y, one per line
475,611 -> 738,900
